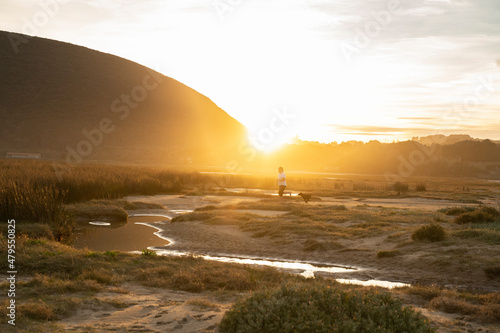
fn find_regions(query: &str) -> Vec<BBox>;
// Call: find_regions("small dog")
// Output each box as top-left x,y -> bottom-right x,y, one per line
298,192 -> 311,203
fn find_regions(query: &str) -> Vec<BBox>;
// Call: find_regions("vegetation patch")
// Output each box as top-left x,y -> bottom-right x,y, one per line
439,206 -> 476,216
411,224 -> 446,242
451,226 -> 500,244
453,206 -> 500,224
0,223 -> 54,240
219,284 -> 434,333
186,298 -> 220,310
430,296 -> 500,323
415,183 -> 427,191
171,211 -> 211,222
303,239 -> 344,252
66,201 -> 128,223
484,266 -> 500,280
376,250 -> 402,258
400,285 -> 500,324
393,182 -> 409,195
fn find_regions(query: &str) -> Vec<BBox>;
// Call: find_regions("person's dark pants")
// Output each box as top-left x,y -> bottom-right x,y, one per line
279,185 -> 286,197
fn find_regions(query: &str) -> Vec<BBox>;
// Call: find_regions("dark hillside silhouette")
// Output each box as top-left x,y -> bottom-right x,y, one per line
0,31 -> 247,165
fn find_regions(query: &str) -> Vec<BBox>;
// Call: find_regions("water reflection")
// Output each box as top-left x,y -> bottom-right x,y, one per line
73,216 -> 170,251
88,221 -> 111,226
150,249 -> 408,289
76,213 -> 409,289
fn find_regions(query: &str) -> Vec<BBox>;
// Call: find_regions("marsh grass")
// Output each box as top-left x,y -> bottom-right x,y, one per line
302,239 -> 344,252
175,202 -> 436,249
220,283 -> 435,333
439,206 -> 477,216
484,267 -> 500,280
0,223 -> 54,240
376,250 -> 402,258
400,285 -> 500,324
411,224 -> 446,242
186,298 -> 220,310
2,160 -> 500,330
451,224 -> 500,244
453,206 -> 500,224
66,201 -> 128,223
0,237 -> 300,328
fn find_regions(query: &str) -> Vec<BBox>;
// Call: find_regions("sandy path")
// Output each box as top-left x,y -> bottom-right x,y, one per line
60,284 -> 236,332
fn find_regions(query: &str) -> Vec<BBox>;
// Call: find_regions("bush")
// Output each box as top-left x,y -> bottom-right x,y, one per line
303,239 -> 343,252
393,182 -> 409,195
479,206 -> 500,217
484,267 -> 500,280
376,250 -> 401,258
415,183 -> 427,192
440,206 -> 476,216
141,249 -> 157,256
412,224 -> 446,242
219,284 -> 434,333
454,209 -> 495,225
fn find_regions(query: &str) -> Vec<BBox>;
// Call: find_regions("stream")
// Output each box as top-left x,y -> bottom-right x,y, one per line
74,211 -> 409,289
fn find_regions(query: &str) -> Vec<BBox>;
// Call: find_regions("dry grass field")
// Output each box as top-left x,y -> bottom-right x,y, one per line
1,159 -> 500,332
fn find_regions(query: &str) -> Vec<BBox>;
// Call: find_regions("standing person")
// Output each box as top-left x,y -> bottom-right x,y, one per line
277,166 -> 287,198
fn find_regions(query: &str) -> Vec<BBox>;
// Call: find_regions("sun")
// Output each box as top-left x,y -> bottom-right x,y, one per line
247,126 -> 292,154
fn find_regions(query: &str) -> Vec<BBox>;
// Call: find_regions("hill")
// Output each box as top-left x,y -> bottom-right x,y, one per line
0,31 -> 247,166
411,134 -> 480,146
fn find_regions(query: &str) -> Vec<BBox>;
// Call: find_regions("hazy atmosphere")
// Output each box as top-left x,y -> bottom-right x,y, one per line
1,1 -> 500,333
2,0 -> 499,146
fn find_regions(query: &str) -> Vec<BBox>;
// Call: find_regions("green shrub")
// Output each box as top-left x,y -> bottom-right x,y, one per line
376,250 -> 401,258
141,249 -> 157,256
479,206 -> 500,217
439,206 -> 476,216
219,284 -> 434,333
412,224 -> 446,242
454,210 -> 495,224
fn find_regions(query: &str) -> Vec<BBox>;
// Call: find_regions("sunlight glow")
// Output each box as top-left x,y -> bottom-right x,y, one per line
8,0 -> 498,143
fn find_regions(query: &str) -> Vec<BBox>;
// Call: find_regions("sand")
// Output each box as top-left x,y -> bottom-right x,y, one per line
60,283 -> 237,332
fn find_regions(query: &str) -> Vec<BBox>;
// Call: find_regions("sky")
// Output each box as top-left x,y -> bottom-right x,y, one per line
1,0 -> 499,150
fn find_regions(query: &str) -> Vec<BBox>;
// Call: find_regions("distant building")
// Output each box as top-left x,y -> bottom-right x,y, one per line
6,152 -> 42,159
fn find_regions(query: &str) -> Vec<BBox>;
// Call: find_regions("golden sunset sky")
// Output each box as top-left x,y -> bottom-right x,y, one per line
1,0 -> 499,150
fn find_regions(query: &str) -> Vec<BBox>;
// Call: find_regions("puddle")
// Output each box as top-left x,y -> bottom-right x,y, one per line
76,213 -> 409,289
73,216 -> 170,251
147,249 -> 408,289
169,209 -> 194,214
336,279 -> 408,289
88,221 -> 111,226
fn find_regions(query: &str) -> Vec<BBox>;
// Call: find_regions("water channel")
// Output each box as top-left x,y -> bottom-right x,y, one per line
73,210 -> 409,289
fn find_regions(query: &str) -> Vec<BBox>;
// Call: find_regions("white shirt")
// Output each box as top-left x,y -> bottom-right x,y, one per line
277,172 -> 287,186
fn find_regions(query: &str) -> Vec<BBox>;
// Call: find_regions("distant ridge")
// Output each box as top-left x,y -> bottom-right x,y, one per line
0,31 -> 247,166
411,134 -> 480,146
